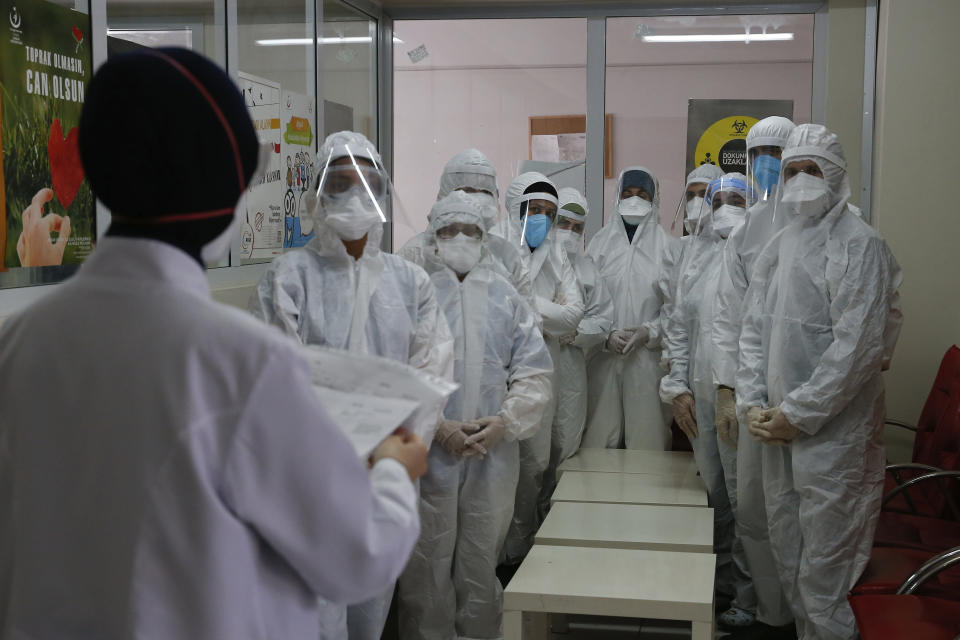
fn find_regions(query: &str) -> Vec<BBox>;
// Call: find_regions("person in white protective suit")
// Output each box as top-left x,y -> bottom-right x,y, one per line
582,166 -> 680,450
397,191 -> 553,640
396,148 -> 537,312
0,49 -> 429,640
545,187 -> 616,506
711,116 -> 797,635
249,130 -> 454,640
493,172 -> 581,564
737,124 -> 903,640
660,173 -> 757,631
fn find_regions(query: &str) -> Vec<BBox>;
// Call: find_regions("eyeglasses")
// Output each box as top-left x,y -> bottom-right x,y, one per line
319,165 -> 386,200
436,222 -> 483,240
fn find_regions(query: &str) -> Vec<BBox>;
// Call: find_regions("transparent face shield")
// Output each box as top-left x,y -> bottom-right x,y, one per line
517,191 -> 559,250
670,180 -> 710,236
771,156 -> 830,223
308,141 -> 415,242
614,168 -> 658,226
746,144 -> 785,207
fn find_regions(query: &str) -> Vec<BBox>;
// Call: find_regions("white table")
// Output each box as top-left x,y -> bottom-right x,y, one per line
503,545 -> 716,640
535,502 -> 714,553
551,470 -> 708,508
558,448 -> 700,479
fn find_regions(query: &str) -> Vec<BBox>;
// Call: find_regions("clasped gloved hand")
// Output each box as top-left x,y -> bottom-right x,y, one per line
672,393 -> 698,440
747,406 -> 798,445
715,387 -> 738,448
435,420 -> 482,457
558,331 -> 578,346
606,329 -> 634,354
621,326 -> 650,355
463,415 -> 507,457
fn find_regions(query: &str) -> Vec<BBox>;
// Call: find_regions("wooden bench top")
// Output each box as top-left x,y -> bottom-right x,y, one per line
551,470 -> 708,508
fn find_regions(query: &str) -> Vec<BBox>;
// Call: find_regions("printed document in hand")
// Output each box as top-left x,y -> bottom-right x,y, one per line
302,345 -> 458,458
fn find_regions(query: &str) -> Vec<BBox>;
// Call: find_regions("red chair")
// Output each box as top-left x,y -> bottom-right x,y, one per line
854,546 -> 960,600
851,547 -> 960,639
875,346 -> 960,551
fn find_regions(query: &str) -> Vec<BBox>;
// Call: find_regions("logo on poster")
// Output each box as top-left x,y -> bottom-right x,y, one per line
731,119 -> 749,135
9,4 -> 23,44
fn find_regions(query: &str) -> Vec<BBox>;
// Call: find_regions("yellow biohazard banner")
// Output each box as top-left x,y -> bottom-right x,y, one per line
686,99 -> 793,177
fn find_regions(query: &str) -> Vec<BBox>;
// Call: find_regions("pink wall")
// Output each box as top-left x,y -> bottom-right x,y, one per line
393,15 -> 813,247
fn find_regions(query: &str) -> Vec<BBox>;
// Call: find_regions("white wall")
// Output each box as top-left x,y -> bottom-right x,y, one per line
393,15 -> 813,246
873,0 -> 960,440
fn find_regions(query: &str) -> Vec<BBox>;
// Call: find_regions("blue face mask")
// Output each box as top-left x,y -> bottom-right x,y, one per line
522,213 -> 550,249
752,154 -> 782,196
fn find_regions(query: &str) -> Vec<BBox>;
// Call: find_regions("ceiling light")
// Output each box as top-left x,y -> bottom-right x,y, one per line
642,32 -> 794,43
256,36 -> 403,46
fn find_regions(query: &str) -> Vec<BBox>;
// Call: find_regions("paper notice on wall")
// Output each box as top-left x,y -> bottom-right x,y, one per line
532,133 -> 586,164
280,90 -> 316,250
301,344 -> 459,449
234,71 -> 283,264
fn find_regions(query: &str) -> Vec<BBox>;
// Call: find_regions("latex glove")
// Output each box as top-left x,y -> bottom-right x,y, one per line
749,407 -> 799,445
463,415 -> 507,457
558,332 -> 577,346
672,393 -> 698,440
372,430 -> 429,481
715,387 -> 738,448
621,326 -> 650,355
16,188 -> 71,267
606,329 -> 635,354
435,420 -> 482,457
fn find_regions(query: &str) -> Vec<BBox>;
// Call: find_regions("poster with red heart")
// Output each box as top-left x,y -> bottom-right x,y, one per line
0,0 -> 94,287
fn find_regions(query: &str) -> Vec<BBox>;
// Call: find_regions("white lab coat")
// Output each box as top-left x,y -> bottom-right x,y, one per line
0,237 -> 419,639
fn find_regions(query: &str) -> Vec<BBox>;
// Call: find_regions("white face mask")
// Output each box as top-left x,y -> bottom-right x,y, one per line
436,234 -> 482,275
619,196 -> 653,225
323,193 -> 383,240
781,172 -> 830,218
712,204 -> 746,239
684,196 -> 705,234
555,229 -> 583,256
201,204 -> 244,264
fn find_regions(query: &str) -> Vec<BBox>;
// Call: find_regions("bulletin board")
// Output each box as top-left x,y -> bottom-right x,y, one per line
529,114 -> 613,179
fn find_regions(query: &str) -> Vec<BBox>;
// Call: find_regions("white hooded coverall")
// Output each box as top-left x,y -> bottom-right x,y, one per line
736,124 -> 902,640
583,166 -> 679,450
398,194 -> 553,640
250,131 -> 454,640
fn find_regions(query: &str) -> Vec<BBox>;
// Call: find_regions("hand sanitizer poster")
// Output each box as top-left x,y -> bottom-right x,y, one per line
0,0 -> 94,286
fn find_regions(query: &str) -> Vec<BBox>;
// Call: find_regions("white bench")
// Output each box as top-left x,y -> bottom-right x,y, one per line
551,470 -> 708,508
558,448 -> 699,479
503,545 -> 716,640
535,502 -> 714,553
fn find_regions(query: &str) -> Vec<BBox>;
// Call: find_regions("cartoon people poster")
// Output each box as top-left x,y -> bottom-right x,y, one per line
685,99 -> 794,177
281,90 -> 315,249
233,71 -> 283,265
0,0 -> 94,287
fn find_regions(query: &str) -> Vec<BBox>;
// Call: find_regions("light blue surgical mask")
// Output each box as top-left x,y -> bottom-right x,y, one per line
752,154 -> 782,197
522,213 -> 550,249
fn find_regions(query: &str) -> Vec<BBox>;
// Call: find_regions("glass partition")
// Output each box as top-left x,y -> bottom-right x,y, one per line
392,18 -> 588,251
603,14 -> 814,230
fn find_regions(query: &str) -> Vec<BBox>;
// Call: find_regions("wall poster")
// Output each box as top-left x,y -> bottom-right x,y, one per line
0,0 -> 94,288
280,90 -> 315,249
233,71 -> 283,265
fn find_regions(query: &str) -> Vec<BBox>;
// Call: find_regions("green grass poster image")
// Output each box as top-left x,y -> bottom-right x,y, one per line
1,0 -> 93,286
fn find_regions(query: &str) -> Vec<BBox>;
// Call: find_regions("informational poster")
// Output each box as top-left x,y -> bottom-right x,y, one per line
280,90 -> 315,249
0,0 -> 94,288
233,71 -> 283,265
685,99 -> 794,177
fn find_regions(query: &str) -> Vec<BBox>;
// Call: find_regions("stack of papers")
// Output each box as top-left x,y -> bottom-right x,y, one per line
301,345 -> 459,458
